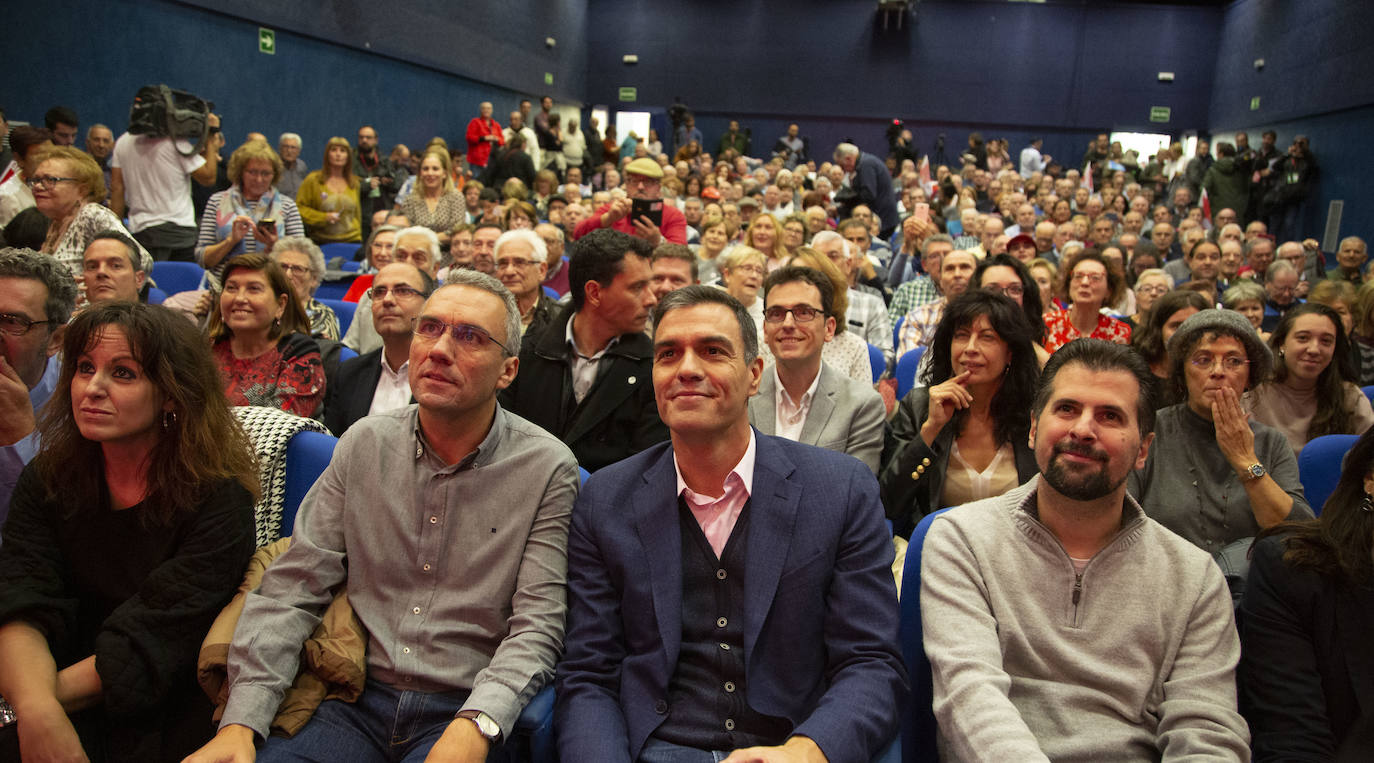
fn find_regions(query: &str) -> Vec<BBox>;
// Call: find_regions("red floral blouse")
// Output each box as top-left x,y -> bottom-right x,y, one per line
1042,308 -> 1132,354
213,333 -> 325,419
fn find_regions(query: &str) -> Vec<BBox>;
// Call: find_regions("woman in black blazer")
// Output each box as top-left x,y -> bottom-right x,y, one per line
1240,426 -> 1374,761
880,290 -> 1041,537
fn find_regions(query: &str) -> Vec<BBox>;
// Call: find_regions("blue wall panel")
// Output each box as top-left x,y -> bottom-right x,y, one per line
1210,0 -> 1374,128
3,0 -> 583,159
585,0 -> 1221,160
176,0 -> 589,103
1210,0 -> 1374,243
1211,106 -> 1374,245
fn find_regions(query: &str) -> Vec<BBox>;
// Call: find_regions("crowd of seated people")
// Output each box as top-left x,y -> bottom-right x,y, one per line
0,98 -> 1371,760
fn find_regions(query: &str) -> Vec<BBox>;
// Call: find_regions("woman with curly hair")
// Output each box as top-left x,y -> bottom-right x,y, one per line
0,302 -> 258,761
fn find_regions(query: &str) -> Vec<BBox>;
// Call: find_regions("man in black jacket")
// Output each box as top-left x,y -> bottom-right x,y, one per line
325,263 -> 433,435
500,229 -> 668,471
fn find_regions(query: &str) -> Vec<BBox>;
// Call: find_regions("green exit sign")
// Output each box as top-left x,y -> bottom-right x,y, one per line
1250,96 -> 1261,111
1149,106 -> 1171,123
544,72 -> 554,86
618,87 -> 637,102
259,27 -> 275,55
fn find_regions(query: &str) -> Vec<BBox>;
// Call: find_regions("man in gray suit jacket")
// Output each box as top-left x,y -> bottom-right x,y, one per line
748,266 -> 886,472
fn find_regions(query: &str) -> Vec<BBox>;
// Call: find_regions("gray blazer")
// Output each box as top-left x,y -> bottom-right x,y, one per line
748,362 -> 886,474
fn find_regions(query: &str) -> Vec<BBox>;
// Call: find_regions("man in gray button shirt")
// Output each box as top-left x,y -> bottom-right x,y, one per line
186,270 -> 580,762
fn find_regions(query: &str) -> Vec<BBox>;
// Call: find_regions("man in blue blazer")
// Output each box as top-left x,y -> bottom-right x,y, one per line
556,285 -> 905,763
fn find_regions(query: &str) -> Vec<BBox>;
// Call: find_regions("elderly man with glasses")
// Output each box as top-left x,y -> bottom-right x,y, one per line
573,157 -> 688,245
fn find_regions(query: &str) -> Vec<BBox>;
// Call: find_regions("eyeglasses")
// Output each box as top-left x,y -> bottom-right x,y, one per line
242,169 -> 274,179
0,312 -> 52,337
25,175 -> 78,191
1188,353 -> 1251,372
277,263 -> 312,276
982,284 -> 1024,299
370,284 -> 425,300
1072,271 -> 1106,284
730,264 -> 765,276
412,316 -> 513,356
1135,284 -> 1169,296
495,258 -> 538,270
763,305 -> 824,323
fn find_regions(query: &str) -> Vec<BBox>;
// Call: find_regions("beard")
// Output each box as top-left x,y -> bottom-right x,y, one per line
1042,441 -> 1124,501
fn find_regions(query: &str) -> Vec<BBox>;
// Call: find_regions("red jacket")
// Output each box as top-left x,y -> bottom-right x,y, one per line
465,117 -> 504,168
573,202 -> 688,244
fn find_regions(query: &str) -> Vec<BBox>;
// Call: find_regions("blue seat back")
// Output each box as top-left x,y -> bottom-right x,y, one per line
320,242 -> 359,264
314,275 -> 356,301
151,261 -> 206,294
868,342 -> 886,383
1299,434 -> 1359,517
895,346 -> 925,401
899,507 -> 951,762
892,315 -> 904,353
318,298 -> 357,336
338,346 -> 358,363
146,287 -> 167,304
1363,385 -> 1374,405
281,430 -> 339,537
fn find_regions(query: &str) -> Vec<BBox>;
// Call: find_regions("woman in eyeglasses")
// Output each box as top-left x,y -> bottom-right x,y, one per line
208,254 -> 325,418
974,254 -> 1051,367
1041,251 -> 1131,353
30,146 -> 152,282
1247,302 -> 1374,457
270,237 -> 339,341
197,141 -> 304,279
1130,309 -> 1312,554
880,290 -> 1041,537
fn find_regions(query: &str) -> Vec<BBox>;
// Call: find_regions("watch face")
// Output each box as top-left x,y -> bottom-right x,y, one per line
1249,464 -> 1266,478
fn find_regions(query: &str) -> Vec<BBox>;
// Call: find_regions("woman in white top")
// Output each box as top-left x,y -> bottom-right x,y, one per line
32,146 -> 151,282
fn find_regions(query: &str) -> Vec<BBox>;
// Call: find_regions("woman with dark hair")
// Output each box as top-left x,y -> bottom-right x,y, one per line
1248,302 -> 1374,456
683,174 -> 703,199
1042,251 -> 1132,352
295,137 -> 361,244
1239,426 -> 1374,759
1133,289 -> 1212,406
209,254 -> 325,418
974,253 -> 1051,367
1130,309 -> 1311,553
880,290 -> 1041,536
0,302 -> 258,761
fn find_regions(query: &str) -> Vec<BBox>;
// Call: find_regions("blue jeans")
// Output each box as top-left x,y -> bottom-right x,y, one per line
638,738 -> 729,763
257,680 -> 512,763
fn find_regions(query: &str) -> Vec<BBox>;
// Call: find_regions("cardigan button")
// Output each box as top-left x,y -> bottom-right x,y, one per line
917,465 -> 925,474
654,700 -> 668,714
911,471 -> 921,481
922,457 -> 931,466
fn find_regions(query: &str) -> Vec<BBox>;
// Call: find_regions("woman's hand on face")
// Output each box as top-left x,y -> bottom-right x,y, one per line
920,370 -> 973,446
1212,386 -> 1257,472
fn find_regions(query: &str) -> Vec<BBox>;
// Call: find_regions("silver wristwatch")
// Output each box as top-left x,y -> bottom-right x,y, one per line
457,709 -> 501,742
1246,462 -> 1267,480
